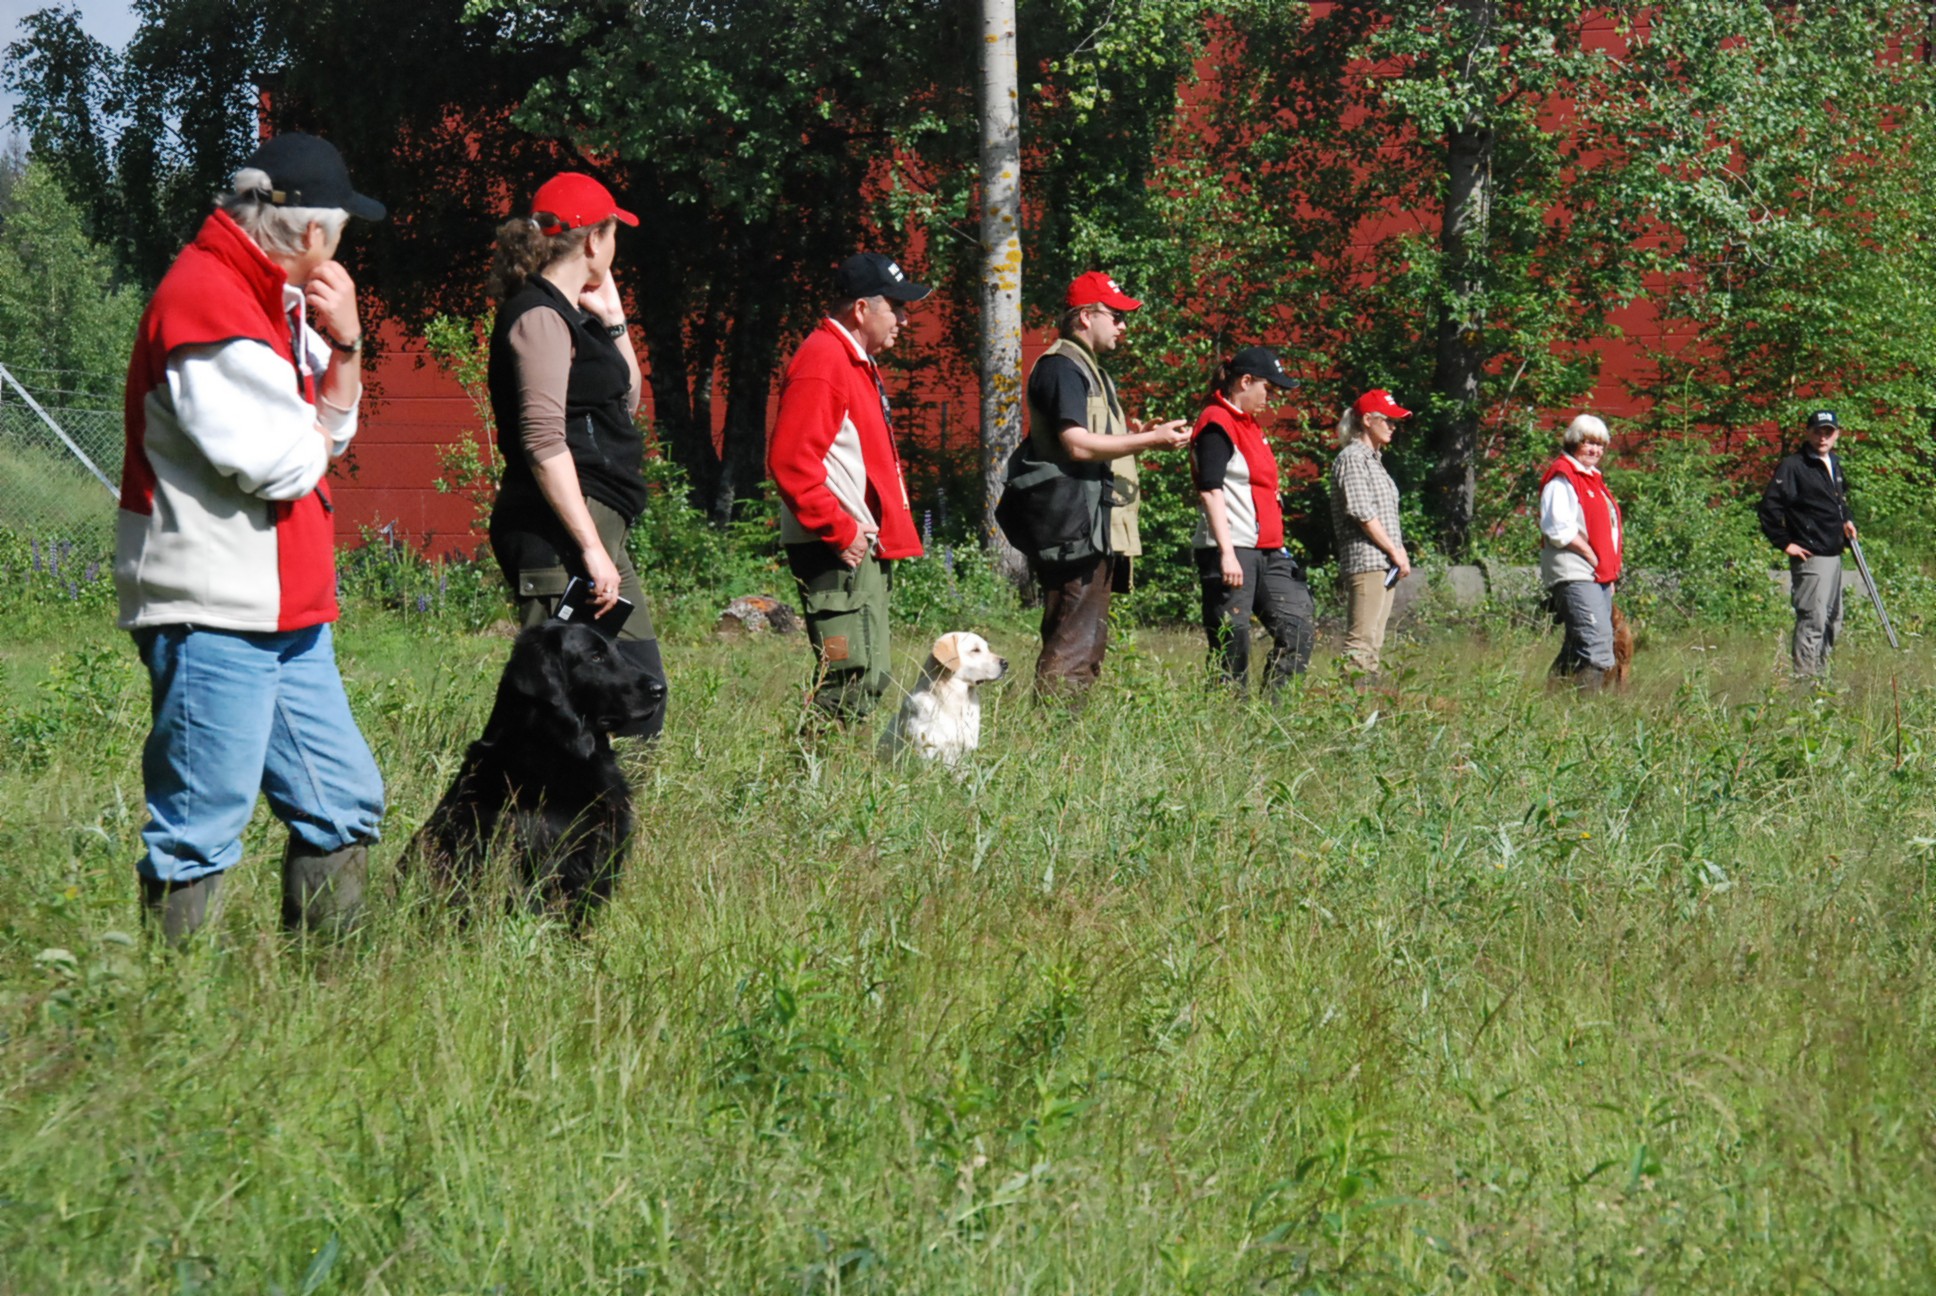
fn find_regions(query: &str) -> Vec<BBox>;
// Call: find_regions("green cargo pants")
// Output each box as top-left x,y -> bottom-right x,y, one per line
785,543 -> 892,721
490,495 -> 667,740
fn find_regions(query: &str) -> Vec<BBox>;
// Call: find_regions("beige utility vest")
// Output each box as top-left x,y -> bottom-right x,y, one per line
1027,338 -> 1140,556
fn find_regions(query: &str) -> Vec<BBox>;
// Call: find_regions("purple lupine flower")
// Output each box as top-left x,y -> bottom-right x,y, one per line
437,569 -> 449,596
65,580 -> 78,600
416,594 -> 430,614
30,538 -> 42,574
943,545 -> 955,575
922,510 -> 933,548
84,562 -> 99,582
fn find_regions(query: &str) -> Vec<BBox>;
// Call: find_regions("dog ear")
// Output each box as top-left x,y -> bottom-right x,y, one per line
496,626 -> 599,761
930,633 -> 961,676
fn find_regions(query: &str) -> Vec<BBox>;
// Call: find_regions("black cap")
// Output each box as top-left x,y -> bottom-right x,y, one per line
1805,409 -> 1838,431
833,252 -> 931,303
1227,346 -> 1299,389
242,133 -> 386,221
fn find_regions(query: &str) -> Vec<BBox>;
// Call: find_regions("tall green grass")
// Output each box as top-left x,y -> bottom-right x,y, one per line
3,595 -> 1934,1293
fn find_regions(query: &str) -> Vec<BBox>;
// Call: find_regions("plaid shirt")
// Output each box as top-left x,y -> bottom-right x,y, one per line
1330,438 -> 1402,576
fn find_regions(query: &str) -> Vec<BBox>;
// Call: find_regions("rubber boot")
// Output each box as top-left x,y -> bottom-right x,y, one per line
1576,666 -> 1608,694
139,872 -> 224,948
281,838 -> 369,938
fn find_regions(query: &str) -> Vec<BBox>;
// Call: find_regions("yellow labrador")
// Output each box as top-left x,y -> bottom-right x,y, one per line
879,632 -> 1008,766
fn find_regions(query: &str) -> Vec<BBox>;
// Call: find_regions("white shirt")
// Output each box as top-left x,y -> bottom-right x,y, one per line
1539,453 -> 1618,585
162,283 -> 357,501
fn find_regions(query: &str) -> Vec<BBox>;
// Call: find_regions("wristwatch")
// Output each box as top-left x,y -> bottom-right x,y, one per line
605,321 -> 628,339
328,333 -> 363,356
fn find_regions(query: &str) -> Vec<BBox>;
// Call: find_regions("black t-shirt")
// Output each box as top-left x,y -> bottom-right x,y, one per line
1028,353 -> 1098,433
1194,423 -> 1234,491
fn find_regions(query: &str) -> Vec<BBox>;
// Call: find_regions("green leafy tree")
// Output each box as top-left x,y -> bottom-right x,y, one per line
1600,0 -> 1936,550
0,155 -> 142,399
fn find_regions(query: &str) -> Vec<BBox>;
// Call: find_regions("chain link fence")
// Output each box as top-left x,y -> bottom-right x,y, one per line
0,363 -> 121,558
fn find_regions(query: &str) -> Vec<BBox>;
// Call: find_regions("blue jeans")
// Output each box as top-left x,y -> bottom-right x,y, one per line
134,623 -> 385,883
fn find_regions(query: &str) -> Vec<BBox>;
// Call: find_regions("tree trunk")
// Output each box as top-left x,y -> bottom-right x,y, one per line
716,289 -> 780,523
1428,0 -> 1495,556
979,0 -> 1026,582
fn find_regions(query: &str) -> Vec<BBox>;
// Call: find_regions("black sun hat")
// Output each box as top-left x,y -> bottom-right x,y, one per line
242,133 -> 386,221
833,252 -> 931,303
1226,346 -> 1300,390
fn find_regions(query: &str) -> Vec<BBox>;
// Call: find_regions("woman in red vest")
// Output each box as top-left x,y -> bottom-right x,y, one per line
1538,414 -> 1623,688
1190,347 -> 1314,692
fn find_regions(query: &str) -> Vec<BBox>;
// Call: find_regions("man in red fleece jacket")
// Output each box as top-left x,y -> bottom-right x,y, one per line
767,252 -> 930,723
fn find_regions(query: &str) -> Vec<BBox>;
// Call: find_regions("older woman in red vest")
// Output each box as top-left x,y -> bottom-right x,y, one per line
1538,414 -> 1623,688
1190,346 -> 1314,691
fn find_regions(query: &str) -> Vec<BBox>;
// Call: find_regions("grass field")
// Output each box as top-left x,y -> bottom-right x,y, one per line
3,595 -> 1934,1294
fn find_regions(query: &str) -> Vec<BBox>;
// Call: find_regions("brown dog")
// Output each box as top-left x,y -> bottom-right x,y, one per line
1609,604 -> 1634,688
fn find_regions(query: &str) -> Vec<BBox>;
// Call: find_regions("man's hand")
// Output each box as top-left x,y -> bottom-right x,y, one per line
838,526 -> 879,569
1220,549 -> 1244,589
579,272 -> 625,328
1784,542 -> 1813,560
1390,546 -> 1412,579
1146,418 -> 1190,450
304,261 -> 360,347
1844,521 -> 1858,541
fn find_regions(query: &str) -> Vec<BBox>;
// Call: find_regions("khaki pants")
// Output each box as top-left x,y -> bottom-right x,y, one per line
787,544 -> 893,721
1341,569 -> 1396,674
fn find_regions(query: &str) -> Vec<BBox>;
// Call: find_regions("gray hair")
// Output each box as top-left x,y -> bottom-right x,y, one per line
1336,406 -> 1368,447
1562,413 -> 1611,452
220,167 -> 349,258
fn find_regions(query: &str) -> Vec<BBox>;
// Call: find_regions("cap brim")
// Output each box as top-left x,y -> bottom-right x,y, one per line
1266,373 -> 1300,389
346,192 -> 387,221
1108,294 -> 1143,312
613,208 -> 640,227
1389,406 -> 1413,419
881,282 -> 932,303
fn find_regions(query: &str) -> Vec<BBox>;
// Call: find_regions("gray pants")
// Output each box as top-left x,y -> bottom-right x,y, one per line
1196,548 -> 1316,691
1549,579 -> 1615,676
1790,555 -> 1844,676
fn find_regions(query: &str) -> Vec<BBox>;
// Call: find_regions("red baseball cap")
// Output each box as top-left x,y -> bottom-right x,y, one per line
530,172 -> 639,234
1065,271 -> 1142,312
1353,389 -> 1412,419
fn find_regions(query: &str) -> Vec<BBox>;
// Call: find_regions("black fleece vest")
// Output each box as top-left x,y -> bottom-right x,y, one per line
489,276 -> 647,523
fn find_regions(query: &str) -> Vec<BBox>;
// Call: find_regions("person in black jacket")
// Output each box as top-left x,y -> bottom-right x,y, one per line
1758,410 -> 1857,677
485,171 -> 666,739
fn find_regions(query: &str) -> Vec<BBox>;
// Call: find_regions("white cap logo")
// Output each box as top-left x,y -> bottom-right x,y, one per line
1106,277 -> 1122,292
888,262 -> 905,281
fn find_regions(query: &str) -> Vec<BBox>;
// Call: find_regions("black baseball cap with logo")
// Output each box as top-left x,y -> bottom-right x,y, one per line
833,252 -> 931,303
242,133 -> 387,221
1805,409 -> 1839,431
1227,346 -> 1300,390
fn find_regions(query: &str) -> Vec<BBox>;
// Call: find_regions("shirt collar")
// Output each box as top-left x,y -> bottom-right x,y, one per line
282,282 -> 305,321
1212,391 -> 1253,425
825,317 -> 872,364
1563,451 -> 1600,477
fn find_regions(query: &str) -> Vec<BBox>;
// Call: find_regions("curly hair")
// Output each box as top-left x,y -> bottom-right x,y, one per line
488,217 -> 596,302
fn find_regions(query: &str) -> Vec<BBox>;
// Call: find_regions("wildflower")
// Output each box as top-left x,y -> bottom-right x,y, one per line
416,594 -> 430,614
84,561 -> 100,583
922,509 -> 933,548
30,537 -> 42,574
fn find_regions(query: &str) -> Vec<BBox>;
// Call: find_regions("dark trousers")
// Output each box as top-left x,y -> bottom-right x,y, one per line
493,496 -> 667,740
1034,554 -> 1115,697
1196,547 -> 1316,691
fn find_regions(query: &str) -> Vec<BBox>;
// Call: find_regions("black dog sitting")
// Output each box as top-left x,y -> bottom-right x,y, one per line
412,620 -> 665,922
